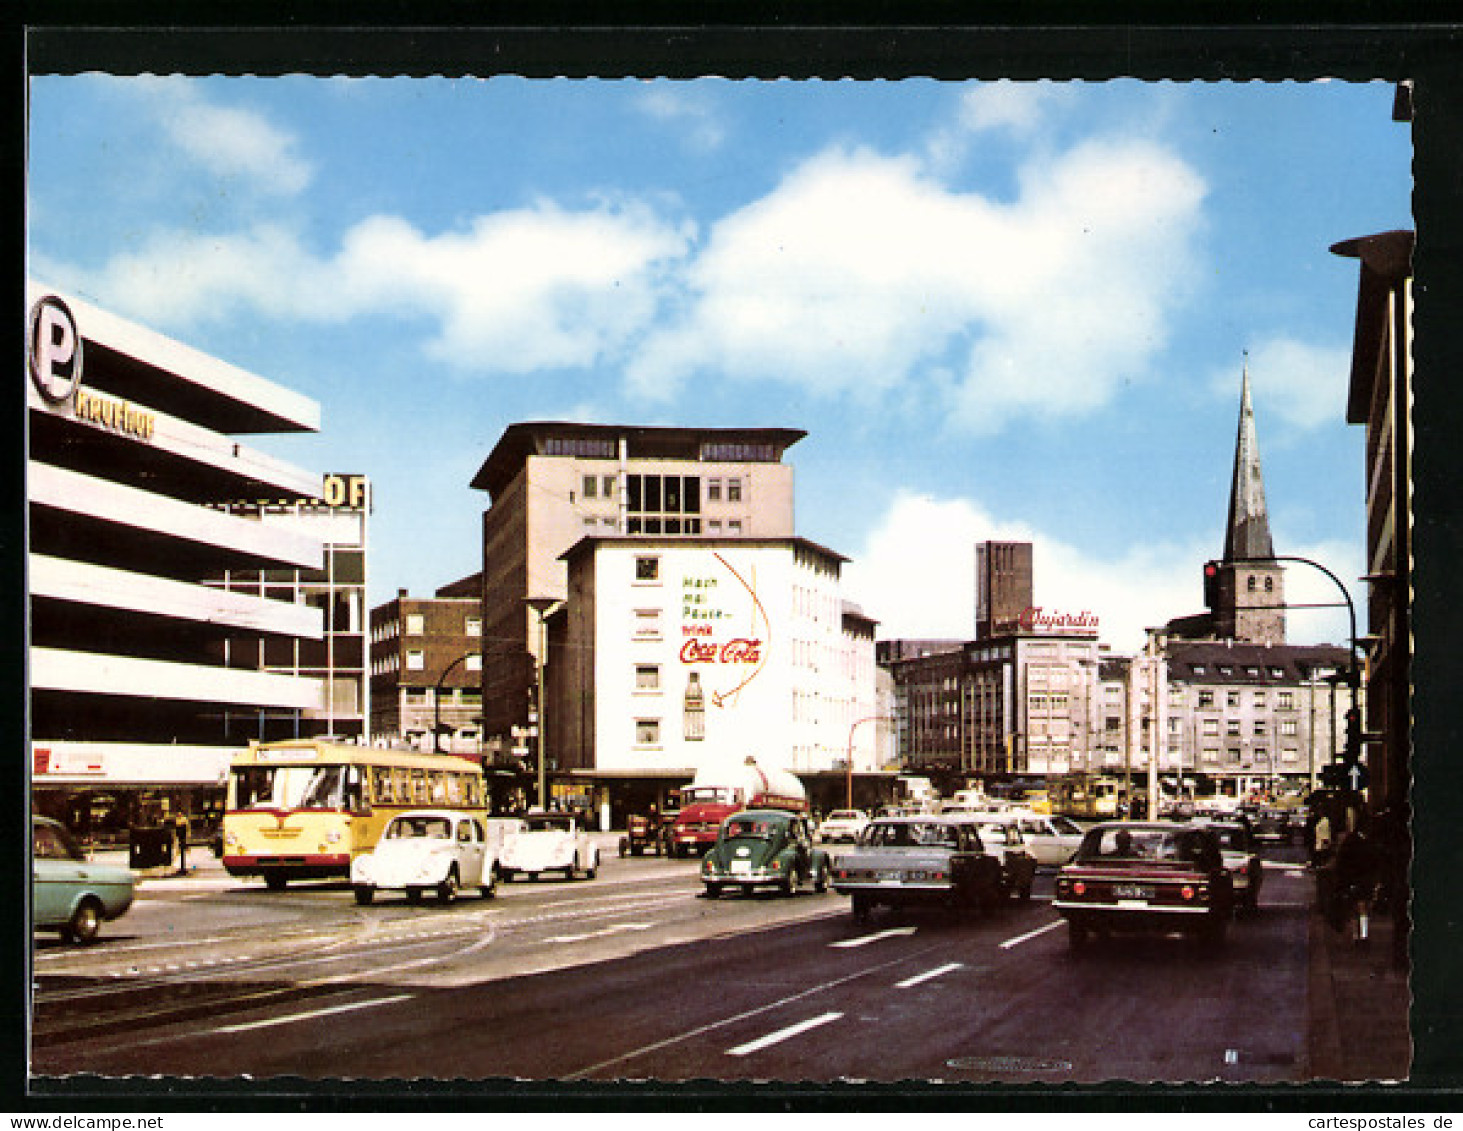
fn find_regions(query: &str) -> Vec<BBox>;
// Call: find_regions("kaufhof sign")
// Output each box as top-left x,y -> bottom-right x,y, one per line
28,294 -> 157,441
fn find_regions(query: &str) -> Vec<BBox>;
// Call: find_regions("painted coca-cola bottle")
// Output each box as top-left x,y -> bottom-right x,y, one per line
684,672 -> 705,741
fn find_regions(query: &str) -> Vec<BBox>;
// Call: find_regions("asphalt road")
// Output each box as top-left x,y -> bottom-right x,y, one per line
31,843 -> 1317,1086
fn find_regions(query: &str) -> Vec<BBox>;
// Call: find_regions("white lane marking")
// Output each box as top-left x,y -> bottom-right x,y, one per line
214,992 -> 415,1034
565,945 -> 943,1081
727,1012 -> 844,1057
829,926 -> 918,948
999,919 -> 1065,950
895,962 -> 964,989
545,923 -> 654,944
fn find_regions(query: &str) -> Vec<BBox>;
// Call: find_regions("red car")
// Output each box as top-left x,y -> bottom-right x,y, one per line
1052,822 -> 1235,951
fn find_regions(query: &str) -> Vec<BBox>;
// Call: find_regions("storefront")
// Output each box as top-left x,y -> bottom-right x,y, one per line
31,742 -> 230,847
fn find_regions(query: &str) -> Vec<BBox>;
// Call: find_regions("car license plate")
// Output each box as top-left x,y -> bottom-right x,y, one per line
878,871 -> 903,883
731,860 -> 752,875
1113,883 -> 1153,900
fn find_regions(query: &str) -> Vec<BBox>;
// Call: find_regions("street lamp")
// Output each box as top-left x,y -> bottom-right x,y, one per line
433,652 -> 477,754
845,715 -> 891,809
526,597 -> 563,811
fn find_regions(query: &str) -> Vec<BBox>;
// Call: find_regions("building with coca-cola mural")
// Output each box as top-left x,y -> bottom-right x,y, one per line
554,536 -> 881,821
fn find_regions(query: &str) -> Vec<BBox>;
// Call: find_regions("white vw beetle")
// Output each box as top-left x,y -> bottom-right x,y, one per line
498,810 -> 600,882
352,810 -> 500,905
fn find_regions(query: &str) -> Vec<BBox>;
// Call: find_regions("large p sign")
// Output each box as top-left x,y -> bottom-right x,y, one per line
29,295 -> 83,404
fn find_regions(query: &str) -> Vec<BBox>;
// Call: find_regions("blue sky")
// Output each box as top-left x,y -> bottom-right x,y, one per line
27,77 -> 1411,652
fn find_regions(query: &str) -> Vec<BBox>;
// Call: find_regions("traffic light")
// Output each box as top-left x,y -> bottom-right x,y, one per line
1343,706 -> 1364,766
1203,560 -> 1221,609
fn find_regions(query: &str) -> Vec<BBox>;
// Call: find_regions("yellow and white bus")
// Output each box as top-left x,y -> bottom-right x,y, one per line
1050,773 -> 1123,820
221,739 -> 487,889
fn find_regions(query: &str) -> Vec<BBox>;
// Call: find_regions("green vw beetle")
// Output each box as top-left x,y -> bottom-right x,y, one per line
700,809 -> 831,898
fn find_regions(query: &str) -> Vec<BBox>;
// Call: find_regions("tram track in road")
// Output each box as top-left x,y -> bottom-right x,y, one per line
32,874 -> 721,1051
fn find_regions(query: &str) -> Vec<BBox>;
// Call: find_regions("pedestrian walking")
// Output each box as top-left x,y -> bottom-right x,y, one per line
171,809 -> 191,875
1334,818 -> 1381,945
1312,809 -> 1334,869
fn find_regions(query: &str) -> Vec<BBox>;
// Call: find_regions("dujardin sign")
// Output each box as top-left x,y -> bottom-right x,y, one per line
1002,606 -> 1101,635
28,294 -> 157,442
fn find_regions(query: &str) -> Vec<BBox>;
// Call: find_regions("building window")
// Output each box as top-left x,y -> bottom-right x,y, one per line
727,520 -> 743,535
1198,690 -> 1215,709
1278,691 -> 1295,710
466,653 -> 482,672
707,478 -> 722,502
1227,720 -> 1241,737
626,474 -> 701,535
1282,747 -> 1300,763
635,556 -> 661,583
635,719 -> 661,747
727,478 -> 743,503
406,650 -> 425,671
1254,720 -> 1267,737
1203,718 -> 1220,736
582,475 -> 598,499
1252,690 -> 1266,707
634,609 -> 662,639
1247,576 -> 1257,591
635,664 -> 661,691
1280,719 -> 1298,737
466,616 -> 481,636
1227,690 -> 1241,709
405,613 -> 425,636
1203,747 -> 1221,765
700,441 -> 776,462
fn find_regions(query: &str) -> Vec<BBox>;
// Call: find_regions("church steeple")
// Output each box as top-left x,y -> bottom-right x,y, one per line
1210,355 -> 1287,645
1224,355 -> 1276,562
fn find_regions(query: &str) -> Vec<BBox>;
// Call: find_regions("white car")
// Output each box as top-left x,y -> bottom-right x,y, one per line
498,811 -> 600,882
817,809 -> 870,844
1009,810 -> 1087,868
351,810 -> 500,905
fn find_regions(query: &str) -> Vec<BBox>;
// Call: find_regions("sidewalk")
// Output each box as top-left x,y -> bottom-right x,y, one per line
1307,892 -> 1412,1082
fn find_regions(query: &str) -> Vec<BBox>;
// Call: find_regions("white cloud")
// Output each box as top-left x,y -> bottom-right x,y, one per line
843,492 -> 1360,655
841,491 -> 1196,653
957,81 -> 1063,134
329,204 -> 694,372
636,86 -> 727,152
1219,338 -> 1354,431
626,137 -> 1206,431
131,77 -> 313,195
60,201 -> 695,375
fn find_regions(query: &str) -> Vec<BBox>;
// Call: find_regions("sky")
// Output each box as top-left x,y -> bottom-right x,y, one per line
26,76 -> 1411,653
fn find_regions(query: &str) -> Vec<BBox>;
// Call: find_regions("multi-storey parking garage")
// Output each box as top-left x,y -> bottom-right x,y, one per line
28,283 -> 328,845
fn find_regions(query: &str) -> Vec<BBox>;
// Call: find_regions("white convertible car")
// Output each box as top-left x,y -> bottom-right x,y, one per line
498,810 -> 600,882
351,810 -> 502,905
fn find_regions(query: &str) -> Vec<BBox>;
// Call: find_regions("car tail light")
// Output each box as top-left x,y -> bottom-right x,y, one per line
771,860 -> 781,871
1181,885 -> 1196,901
1072,880 -> 1086,896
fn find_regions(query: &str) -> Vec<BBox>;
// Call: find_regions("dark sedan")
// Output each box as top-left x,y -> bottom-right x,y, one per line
830,815 -> 1004,922
1052,822 -> 1235,951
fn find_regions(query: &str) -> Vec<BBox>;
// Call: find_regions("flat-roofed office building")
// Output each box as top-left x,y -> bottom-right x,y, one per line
27,283 -> 328,844
469,423 -> 803,761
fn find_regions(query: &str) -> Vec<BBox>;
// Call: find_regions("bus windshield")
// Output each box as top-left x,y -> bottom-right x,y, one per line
232,765 -> 344,810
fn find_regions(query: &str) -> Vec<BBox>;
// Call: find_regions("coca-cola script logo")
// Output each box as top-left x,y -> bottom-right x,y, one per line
679,637 -> 763,665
